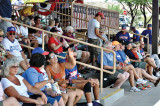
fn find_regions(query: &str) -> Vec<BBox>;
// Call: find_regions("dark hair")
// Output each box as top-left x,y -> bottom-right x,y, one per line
45,52 -> 54,65
11,15 -> 17,20
33,5 -> 39,11
34,16 -> 40,22
30,53 -> 45,67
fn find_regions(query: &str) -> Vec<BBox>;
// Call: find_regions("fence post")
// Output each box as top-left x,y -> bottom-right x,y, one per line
71,2 -> 74,26
147,37 -> 149,54
100,48 -> 104,93
42,31 -> 45,50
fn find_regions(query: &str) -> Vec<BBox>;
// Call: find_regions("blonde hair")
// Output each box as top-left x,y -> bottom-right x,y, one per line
135,42 -> 140,47
2,57 -> 19,77
65,26 -> 74,32
0,29 -> 4,35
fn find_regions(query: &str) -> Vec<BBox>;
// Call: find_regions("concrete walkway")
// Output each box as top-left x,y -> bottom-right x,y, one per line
112,81 -> 160,106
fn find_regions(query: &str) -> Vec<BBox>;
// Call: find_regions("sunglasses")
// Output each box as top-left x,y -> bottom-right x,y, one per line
10,33 -> 15,35
10,66 -> 19,68
50,55 -> 57,59
0,35 -> 3,37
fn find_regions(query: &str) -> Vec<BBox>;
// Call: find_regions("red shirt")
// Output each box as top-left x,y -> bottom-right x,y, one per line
48,37 -> 63,54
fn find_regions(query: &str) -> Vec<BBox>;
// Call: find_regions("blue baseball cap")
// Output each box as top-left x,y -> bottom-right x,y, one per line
147,24 -> 152,27
7,26 -> 16,33
122,25 -> 126,30
131,26 -> 135,30
32,47 -> 49,55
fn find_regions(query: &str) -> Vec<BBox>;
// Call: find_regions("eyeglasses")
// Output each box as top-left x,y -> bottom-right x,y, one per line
50,55 -> 57,59
68,32 -> 73,34
10,33 -> 15,35
0,35 -> 3,37
10,66 -> 19,68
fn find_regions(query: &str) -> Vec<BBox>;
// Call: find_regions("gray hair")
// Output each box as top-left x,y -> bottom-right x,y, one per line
2,57 -> 19,77
65,26 -> 74,32
49,19 -> 55,26
103,41 -> 112,48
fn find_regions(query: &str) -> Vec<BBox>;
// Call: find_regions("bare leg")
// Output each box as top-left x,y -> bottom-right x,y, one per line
73,89 -> 83,105
52,100 -> 58,106
61,93 -> 68,105
93,79 -> 99,100
144,57 -> 157,69
113,73 -> 127,88
19,60 -> 28,71
58,97 -> 65,106
3,97 -> 21,106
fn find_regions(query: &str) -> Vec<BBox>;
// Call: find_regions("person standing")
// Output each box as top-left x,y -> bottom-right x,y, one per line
87,12 -> 106,67
141,24 -> 152,54
131,27 -> 140,42
0,0 -> 13,36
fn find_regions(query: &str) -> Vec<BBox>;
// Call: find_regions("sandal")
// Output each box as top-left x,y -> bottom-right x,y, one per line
154,78 -> 160,87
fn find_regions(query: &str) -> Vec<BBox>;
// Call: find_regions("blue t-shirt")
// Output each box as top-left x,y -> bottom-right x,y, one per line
117,50 -> 126,62
65,65 -> 80,80
98,51 -> 114,67
0,0 -> 12,18
22,67 -> 46,95
115,31 -> 131,43
141,29 -> 152,44
133,30 -> 140,42
115,51 -> 123,62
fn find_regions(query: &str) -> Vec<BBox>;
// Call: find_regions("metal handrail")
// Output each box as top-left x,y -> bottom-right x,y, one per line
0,17 -> 116,92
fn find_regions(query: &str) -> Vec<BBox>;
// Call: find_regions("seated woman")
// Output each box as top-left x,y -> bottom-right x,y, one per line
22,53 -> 65,106
1,57 -> 48,106
46,48 -> 83,106
0,67 -> 21,106
61,26 -> 90,71
48,27 -> 66,62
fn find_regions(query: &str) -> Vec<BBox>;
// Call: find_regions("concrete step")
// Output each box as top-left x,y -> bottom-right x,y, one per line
78,88 -> 124,106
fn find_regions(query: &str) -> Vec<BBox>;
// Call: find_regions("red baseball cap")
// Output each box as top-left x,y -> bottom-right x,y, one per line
96,12 -> 105,19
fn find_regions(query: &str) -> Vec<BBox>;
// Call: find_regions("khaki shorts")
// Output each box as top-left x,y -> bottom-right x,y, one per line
88,38 -> 100,59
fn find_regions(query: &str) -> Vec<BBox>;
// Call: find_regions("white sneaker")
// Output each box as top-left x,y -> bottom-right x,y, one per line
156,72 -> 160,77
136,79 -> 147,84
130,87 -> 141,92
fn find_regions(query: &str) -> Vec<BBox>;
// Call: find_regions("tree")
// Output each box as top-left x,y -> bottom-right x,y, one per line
107,4 -> 123,14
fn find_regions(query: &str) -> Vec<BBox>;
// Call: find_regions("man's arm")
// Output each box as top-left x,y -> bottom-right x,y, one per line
95,28 -> 105,41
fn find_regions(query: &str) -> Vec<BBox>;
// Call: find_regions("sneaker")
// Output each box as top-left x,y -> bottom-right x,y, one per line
136,79 -> 147,84
130,87 -> 141,92
136,84 -> 147,90
156,72 -> 160,77
141,84 -> 151,88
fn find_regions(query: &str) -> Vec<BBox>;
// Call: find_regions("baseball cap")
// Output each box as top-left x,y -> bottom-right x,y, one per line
147,24 -> 152,27
96,12 -> 105,19
112,41 -> 120,46
7,26 -> 16,33
121,25 -> 126,30
32,47 -> 49,55
50,27 -> 59,32
131,26 -> 135,30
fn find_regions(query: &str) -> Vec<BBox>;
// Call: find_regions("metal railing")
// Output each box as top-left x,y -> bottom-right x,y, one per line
0,17 -> 116,92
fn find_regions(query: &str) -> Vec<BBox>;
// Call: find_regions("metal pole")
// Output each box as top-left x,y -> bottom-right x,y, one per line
42,31 -> 45,50
100,48 -> 104,93
152,0 -> 159,54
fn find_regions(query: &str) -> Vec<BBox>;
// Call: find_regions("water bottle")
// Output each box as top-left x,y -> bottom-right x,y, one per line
68,74 -> 72,87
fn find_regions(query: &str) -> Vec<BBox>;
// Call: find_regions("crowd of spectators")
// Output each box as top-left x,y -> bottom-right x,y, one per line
0,1 -> 160,105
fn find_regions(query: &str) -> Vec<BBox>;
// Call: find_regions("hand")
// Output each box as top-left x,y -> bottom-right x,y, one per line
88,78 -> 96,86
41,93 -> 47,104
68,48 -> 74,58
51,92 -> 59,97
116,66 -> 122,70
102,37 -> 106,42
48,79 -> 54,84
35,97 -> 44,105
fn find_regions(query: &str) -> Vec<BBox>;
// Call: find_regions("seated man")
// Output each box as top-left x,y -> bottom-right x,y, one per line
59,53 -> 100,106
2,26 -> 29,74
97,41 -> 129,89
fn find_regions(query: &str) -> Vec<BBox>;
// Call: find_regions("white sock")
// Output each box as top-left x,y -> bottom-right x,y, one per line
95,100 -> 100,103
87,103 -> 93,106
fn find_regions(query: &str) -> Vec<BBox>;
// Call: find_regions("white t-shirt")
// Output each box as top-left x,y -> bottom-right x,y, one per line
1,75 -> 29,104
20,26 -> 28,37
2,38 -> 22,57
40,68 -> 51,88
55,26 -> 63,35
15,25 -> 21,35
87,19 -> 100,39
